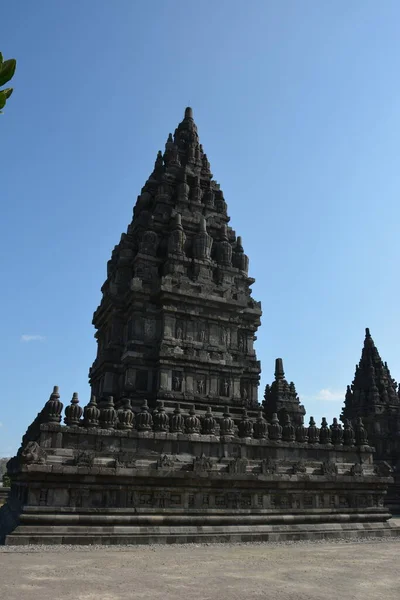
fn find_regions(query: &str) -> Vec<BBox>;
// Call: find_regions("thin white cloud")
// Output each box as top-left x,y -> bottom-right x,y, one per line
314,388 -> 344,402
21,334 -> 45,343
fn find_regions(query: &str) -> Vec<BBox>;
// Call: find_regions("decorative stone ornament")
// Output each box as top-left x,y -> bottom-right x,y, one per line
100,396 -> 116,429
269,413 -> 282,441
44,386 -> 63,424
153,400 -> 169,432
135,399 -> 153,431
237,409 -> 253,438
185,405 -> 201,434
253,411 -> 268,439
64,392 -> 83,426
307,417 -> 319,444
220,407 -> 235,437
343,419 -> 355,446
201,406 -> 217,435
83,396 -> 100,428
170,403 -> 185,433
319,418 -> 331,444
117,398 -> 135,430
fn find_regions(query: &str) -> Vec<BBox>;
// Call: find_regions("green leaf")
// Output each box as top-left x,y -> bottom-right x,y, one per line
0,91 -> 7,110
3,87 -> 13,99
0,53 -> 3,67
0,58 -> 16,87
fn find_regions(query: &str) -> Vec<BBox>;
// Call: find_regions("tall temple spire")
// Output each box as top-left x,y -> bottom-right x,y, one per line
90,107 -> 261,413
341,327 -> 400,460
263,358 -> 306,426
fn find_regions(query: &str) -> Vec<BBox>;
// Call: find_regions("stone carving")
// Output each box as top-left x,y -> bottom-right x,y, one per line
355,417 -> 368,446
193,453 -> 212,473
115,452 -> 137,469
220,408 -> 235,436
253,411 -> 268,439
157,455 -> 175,470
282,414 -> 296,442
321,461 -> 338,476
153,400 -> 169,432
136,399 -> 153,431
64,392 -> 83,426
140,230 -> 158,256
220,378 -> 230,397
343,419 -> 355,446
44,385 -> 63,424
269,413 -> 282,441
74,450 -> 95,468
168,213 -> 186,256
307,417 -> 319,443
170,403 -> 185,433
175,321 -> 184,339
237,409 -> 253,438
201,406 -> 217,435
330,418 -> 343,445
99,396 -> 116,429
117,397 -> 134,430
185,405 -> 201,434
228,457 -> 248,474
196,378 -> 205,394
172,373 -> 183,392
261,458 -> 277,474
319,418 -> 331,444
292,460 -> 307,475
192,217 -> 213,260
20,442 -> 47,464
83,395 -> 100,428
295,416 -> 308,443
350,463 -> 364,477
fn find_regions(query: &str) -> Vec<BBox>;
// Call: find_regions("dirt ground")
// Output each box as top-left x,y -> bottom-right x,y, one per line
1,538 -> 399,600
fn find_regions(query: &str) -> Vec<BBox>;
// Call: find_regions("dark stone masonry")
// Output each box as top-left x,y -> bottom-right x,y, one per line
1,108 -> 399,545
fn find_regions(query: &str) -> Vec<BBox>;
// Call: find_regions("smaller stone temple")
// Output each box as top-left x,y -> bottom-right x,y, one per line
341,328 -> 400,512
1,109 -> 399,545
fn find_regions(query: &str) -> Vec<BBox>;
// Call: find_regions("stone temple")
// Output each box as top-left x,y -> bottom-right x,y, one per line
341,328 -> 400,513
1,108 -> 399,545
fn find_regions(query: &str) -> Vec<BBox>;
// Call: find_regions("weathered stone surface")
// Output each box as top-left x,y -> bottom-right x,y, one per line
1,109 -> 398,546
341,328 -> 400,511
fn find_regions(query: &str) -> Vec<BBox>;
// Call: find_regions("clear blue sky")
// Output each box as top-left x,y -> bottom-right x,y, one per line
1,1 -> 400,455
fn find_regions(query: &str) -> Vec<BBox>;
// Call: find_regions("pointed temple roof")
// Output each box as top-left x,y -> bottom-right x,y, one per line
90,108 -> 261,412
263,358 -> 306,426
342,328 -> 399,421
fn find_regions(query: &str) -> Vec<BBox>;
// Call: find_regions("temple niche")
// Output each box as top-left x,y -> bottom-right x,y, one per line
2,108 -> 399,546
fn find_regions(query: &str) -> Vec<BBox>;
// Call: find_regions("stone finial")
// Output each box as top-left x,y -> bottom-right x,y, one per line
99,396 -> 116,429
185,405 -> 201,434
217,224 -> 232,265
355,416 -> 368,445
153,400 -> 169,432
184,107 -> 193,119
64,392 -> 83,426
193,216 -> 212,260
202,406 -> 217,435
343,419 -> 355,446
44,386 -> 63,424
295,416 -> 308,443
220,407 -> 235,437
170,403 -> 185,433
307,416 -> 319,444
83,395 -> 100,428
269,413 -> 282,441
117,397 -> 134,430
253,411 -> 268,439
238,408 -> 253,438
135,399 -> 153,432
330,417 -> 343,445
282,413 -> 295,442
319,417 -> 331,444
274,359 -> 285,380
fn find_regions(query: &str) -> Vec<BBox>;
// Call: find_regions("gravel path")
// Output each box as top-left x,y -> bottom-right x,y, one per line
1,537 -> 400,600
